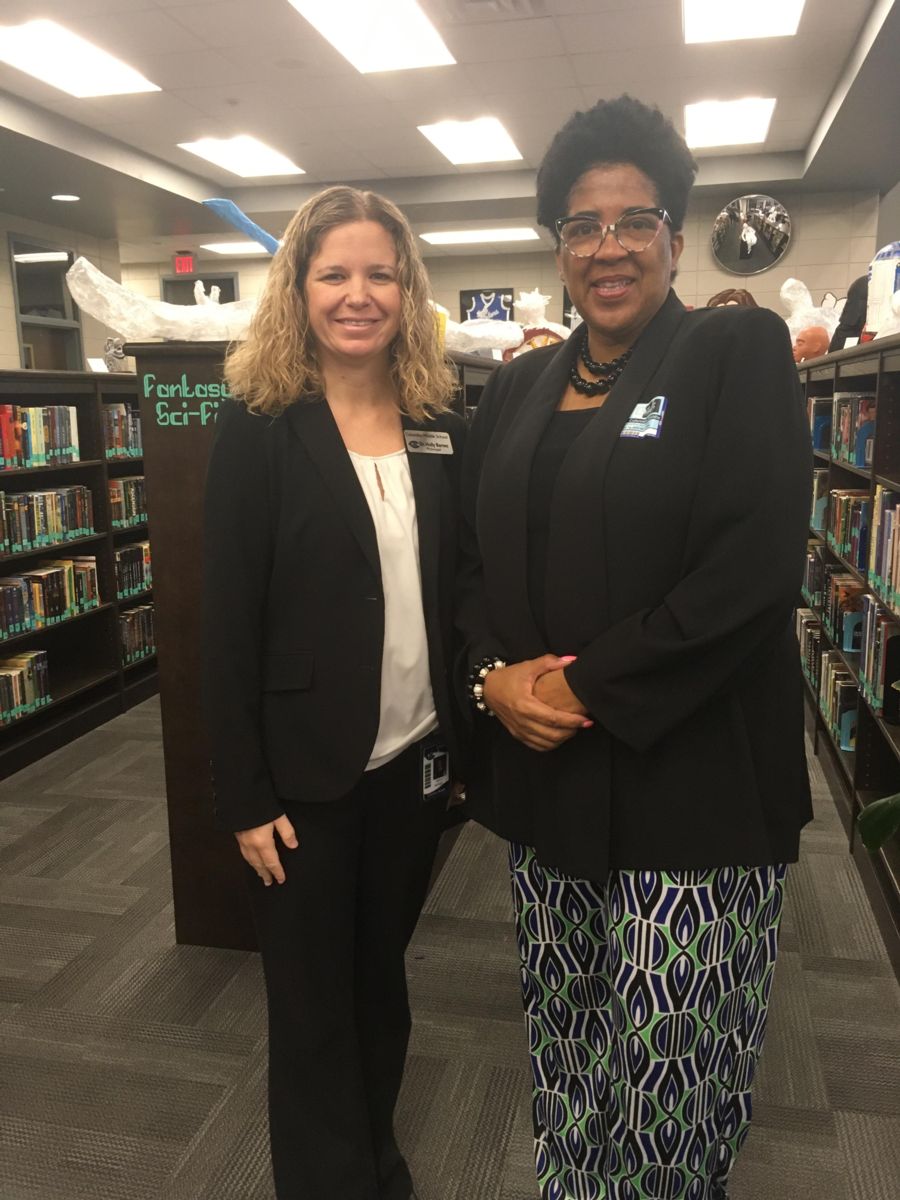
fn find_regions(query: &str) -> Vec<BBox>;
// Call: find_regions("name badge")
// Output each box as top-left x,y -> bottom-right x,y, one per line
404,429 -> 453,455
620,395 -> 668,439
420,732 -> 451,803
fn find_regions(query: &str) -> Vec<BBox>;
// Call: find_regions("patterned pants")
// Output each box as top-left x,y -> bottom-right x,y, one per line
509,843 -> 786,1200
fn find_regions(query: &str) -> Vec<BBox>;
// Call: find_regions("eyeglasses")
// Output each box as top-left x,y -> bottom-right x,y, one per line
555,208 -> 671,257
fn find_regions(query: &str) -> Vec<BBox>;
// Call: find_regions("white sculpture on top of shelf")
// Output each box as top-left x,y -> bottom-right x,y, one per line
780,277 -> 844,337
65,256 -> 256,342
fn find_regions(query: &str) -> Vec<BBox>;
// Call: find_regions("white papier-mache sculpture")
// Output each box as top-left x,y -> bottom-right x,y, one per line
780,277 -> 844,338
441,313 -> 524,355
513,288 -> 571,340
66,256 -> 256,342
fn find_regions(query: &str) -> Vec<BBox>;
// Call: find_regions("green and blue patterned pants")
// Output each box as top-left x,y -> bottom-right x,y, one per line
509,843 -> 786,1200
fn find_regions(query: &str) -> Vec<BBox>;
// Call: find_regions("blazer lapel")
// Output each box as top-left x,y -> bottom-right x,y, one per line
401,413 -> 441,621
478,339 -> 579,656
285,398 -> 381,579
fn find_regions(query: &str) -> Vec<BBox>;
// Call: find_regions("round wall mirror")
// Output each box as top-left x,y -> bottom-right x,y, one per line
711,194 -> 792,275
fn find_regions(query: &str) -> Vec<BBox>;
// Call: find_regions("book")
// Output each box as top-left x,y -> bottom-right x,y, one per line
808,396 -> 832,451
0,405 -> 82,470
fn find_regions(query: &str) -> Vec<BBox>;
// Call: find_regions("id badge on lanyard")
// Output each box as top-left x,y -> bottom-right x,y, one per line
420,731 -> 451,803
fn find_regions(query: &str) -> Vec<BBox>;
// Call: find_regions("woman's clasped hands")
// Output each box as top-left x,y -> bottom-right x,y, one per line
482,655 -> 593,752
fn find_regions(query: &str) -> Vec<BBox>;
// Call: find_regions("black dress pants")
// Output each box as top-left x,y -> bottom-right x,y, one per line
246,741 -> 445,1200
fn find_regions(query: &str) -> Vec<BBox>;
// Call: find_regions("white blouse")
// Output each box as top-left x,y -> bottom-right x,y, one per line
347,448 -> 437,770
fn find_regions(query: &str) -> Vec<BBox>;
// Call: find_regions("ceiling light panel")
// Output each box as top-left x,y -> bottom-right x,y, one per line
200,242 -> 273,255
420,229 -> 539,245
13,252 -> 70,263
0,19 -> 160,97
683,0 -> 805,43
287,0 -> 455,73
684,98 -> 777,148
178,136 -> 305,177
418,118 -> 522,165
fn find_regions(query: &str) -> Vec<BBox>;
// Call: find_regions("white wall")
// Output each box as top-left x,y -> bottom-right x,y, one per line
678,190 -> 878,313
877,178 -> 900,250
121,189 -> 879,331
0,210 -> 121,371
120,258 -> 272,303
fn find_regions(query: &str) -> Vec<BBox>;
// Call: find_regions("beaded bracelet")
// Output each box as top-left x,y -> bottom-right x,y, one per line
467,655 -> 508,715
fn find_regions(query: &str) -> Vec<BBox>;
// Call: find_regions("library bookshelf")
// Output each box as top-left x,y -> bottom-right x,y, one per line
797,331 -> 900,953
0,369 -> 155,778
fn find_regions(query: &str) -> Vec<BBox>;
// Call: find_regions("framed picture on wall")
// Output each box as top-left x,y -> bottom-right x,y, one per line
459,288 -> 514,322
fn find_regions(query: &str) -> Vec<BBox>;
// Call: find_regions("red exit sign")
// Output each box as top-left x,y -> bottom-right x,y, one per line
173,252 -> 195,275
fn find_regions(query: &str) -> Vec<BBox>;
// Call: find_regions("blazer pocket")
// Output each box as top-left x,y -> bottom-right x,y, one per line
262,651 -> 314,692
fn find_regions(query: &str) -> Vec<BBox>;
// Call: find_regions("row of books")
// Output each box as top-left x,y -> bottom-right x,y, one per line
0,405 -> 81,470
797,608 -> 824,693
0,648 -> 50,725
822,565 -> 864,653
103,402 -> 142,460
1,487 -> 95,556
808,396 -> 831,452
115,541 -> 152,598
859,593 -> 900,720
826,488 -> 869,570
867,484 -> 900,609
0,556 -> 100,640
819,650 -> 858,752
802,541 -> 825,608
811,469 -> 828,531
831,391 -> 876,468
108,476 -> 146,528
120,604 -> 155,665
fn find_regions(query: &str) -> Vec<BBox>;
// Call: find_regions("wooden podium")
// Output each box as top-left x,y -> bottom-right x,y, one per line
129,342 -> 256,950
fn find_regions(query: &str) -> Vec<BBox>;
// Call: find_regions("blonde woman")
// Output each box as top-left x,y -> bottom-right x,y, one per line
203,186 -> 463,1200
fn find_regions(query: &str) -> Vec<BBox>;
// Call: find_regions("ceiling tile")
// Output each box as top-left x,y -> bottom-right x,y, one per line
444,18 -> 565,63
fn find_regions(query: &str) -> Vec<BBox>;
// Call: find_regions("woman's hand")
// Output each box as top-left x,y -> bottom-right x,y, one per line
483,655 -> 592,752
533,666 -> 588,715
235,814 -> 298,886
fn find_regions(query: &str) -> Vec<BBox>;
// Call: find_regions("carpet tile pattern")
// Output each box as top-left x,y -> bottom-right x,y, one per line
0,698 -> 897,1199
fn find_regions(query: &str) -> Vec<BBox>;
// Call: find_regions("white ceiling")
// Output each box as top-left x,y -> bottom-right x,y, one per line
0,0 -> 898,261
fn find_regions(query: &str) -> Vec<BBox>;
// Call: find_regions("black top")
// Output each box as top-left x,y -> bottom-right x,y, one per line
203,398 -> 466,832
456,292 -> 813,881
527,408 -> 597,643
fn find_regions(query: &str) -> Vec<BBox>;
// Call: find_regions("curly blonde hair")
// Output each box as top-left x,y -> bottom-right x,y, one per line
224,186 -> 456,419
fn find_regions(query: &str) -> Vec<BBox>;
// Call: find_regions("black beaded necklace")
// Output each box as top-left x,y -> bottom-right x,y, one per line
569,328 -> 633,396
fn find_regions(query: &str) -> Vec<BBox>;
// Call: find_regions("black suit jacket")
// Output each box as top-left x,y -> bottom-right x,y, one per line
458,292 -> 814,879
203,396 -> 465,833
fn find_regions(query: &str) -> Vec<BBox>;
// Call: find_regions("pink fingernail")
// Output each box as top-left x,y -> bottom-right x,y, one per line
582,720 -> 594,728
561,655 -> 577,662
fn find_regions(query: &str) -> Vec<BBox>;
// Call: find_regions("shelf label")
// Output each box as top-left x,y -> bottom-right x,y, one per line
143,373 -> 229,428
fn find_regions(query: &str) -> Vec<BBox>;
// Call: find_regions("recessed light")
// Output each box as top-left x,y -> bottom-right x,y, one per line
684,98 -> 776,148
286,0 -> 454,73
0,19 -> 160,97
200,241 -> 272,255
14,252 -> 70,263
418,118 -> 522,165
177,136 -> 305,177
420,229 -> 540,246
683,0 -> 805,43
51,194 -> 80,202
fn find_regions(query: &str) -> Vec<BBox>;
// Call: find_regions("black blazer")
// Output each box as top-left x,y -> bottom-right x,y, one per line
458,292 -> 814,880
203,396 -> 465,833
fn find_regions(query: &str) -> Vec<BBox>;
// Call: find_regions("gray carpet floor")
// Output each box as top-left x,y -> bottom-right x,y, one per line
0,697 -> 898,1200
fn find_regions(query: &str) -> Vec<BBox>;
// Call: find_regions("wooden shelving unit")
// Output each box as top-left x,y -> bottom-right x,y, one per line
798,333 -> 900,955
0,369 -> 156,777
